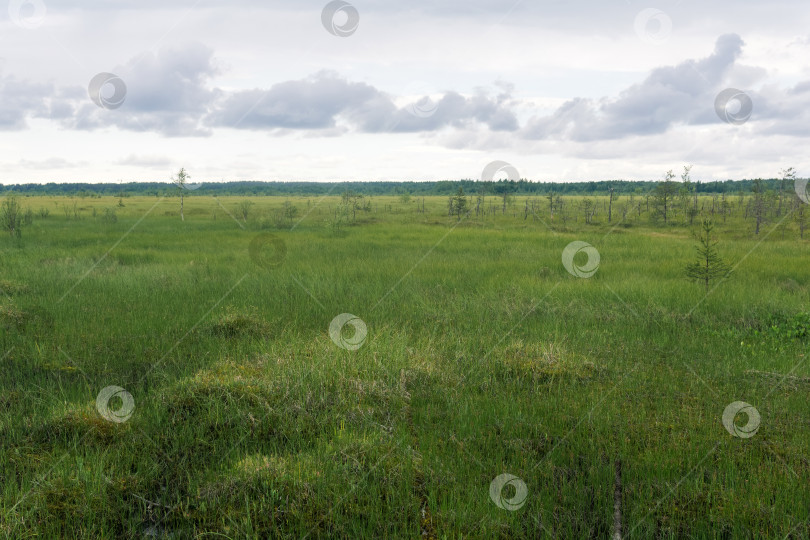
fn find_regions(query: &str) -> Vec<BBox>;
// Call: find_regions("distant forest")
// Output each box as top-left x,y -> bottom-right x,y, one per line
0,178 -> 795,197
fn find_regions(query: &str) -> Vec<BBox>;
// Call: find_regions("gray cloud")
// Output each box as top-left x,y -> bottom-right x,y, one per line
15,158 -> 87,170
206,72 -> 381,130
521,34 -> 756,141
2,33 -> 810,144
206,70 -> 517,134
116,154 -> 173,168
370,88 -> 519,133
64,42 -> 221,136
16,43 -> 518,138
753,81 -> 810,137
0,75 -> 54,130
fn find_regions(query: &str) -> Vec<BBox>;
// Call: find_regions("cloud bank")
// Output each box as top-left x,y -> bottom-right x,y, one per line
2,34 -> 808,147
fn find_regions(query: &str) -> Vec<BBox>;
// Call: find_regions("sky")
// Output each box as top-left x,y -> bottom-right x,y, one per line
1,0 -> 809,184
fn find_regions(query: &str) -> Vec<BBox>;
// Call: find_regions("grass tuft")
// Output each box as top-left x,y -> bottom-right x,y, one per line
33,408 -> 124,445
207,306 -> 271,338
0,279 -> 28,296
0,304 -> 32,330
494,339 -> 601,382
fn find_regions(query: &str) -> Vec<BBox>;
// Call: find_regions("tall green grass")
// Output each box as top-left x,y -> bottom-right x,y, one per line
0,194 -> 808,538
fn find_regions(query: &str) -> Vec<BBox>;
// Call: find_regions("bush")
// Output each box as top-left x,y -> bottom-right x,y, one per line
756,312 -> 810,341
1,192 -> 23,238
101,208 -> 118,224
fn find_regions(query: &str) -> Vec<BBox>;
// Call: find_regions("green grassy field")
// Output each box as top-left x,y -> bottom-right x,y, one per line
0,193 -> 808,538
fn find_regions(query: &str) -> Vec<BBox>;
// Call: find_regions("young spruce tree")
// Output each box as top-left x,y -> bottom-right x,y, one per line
685,219 -> 731,292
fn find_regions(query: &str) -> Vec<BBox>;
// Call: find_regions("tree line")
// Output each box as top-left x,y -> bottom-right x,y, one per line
0,177 -> 799,198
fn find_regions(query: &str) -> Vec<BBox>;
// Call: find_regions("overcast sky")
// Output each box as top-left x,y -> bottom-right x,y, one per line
1,0 -> 809,184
